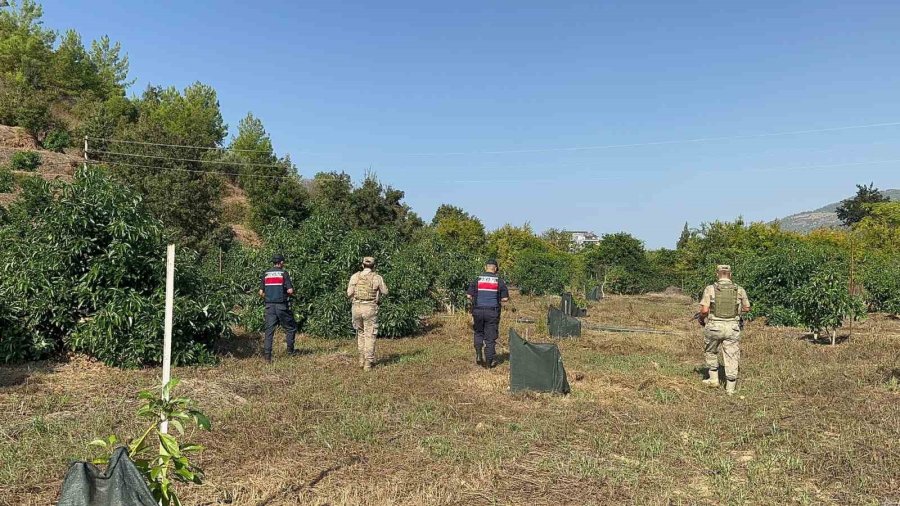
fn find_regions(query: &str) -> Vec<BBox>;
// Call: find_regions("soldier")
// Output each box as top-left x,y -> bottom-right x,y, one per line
466,259 -> 510,368
258,254 -> 297,362
347,256 -> 389,371
697,265 -> 751,395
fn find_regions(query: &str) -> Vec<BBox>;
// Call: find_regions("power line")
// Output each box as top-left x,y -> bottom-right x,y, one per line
83,159 -> 299,179
82,159 -> 353,181
86,136 -> 274,154
90,149 -> 292,169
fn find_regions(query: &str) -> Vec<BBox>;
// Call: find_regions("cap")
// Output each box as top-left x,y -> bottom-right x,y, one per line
716,264 -> 732,272
272,254 -> 285,264
485,258 -> 498,267
362,256 -> 375,265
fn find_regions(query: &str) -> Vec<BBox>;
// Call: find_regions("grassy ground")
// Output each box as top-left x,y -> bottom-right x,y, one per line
2,294 -> 899,505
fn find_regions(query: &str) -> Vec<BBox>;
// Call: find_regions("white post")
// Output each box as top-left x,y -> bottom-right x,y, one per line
160,244 -> 175,434
83,137 -> 88,170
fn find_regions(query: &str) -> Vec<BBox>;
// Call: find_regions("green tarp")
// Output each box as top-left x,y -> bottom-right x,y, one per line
509,329 -> 570,394
586,286 -> 601,301
560,292 -> 587,317
548,306 -> 581,337
58,447 -> 156,506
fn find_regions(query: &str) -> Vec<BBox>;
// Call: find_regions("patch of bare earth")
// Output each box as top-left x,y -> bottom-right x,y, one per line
1,294 -> 898,505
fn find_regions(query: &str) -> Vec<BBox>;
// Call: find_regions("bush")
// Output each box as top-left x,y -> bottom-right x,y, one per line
512,248 -> 572,296
0,167 -> 14,192
9,151 -> 42,171
42,129 -> 71,152
0,167 -> 234,365
794,266 -> 866,344
861,255 -> 900,315
228,214 -> 479,339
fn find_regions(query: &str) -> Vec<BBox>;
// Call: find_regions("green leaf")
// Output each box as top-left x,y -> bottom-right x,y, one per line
159,433 -> 181,458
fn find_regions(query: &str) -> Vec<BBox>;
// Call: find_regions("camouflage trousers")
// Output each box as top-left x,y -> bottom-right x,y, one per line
352,302 -> 379,366
704,319 -> 741,381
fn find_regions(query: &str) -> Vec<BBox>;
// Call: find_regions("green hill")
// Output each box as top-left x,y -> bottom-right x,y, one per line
775,189 -> 899,233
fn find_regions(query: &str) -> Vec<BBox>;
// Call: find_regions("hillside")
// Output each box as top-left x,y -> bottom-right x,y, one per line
775,189 -> 900,233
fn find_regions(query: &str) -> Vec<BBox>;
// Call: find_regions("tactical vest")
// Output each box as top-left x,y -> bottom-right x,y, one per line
354,271 -> 378,302
711,281 -> 740,319
263,268 -> 287,304
475,273 -> 501,308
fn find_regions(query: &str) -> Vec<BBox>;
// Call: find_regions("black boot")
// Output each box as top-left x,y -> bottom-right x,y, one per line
475,347 -> 484,365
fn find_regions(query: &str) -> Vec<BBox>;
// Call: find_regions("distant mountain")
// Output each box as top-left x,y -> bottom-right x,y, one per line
775,189 -> 899,233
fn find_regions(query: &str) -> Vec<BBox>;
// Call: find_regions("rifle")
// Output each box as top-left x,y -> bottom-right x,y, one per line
690,312 -> 706,326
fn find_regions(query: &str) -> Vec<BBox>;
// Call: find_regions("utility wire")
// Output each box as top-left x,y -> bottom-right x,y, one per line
82,159 -> 300,179
90,149 -> 292,169
86,137 -> 274,154
86,120 -> 900,157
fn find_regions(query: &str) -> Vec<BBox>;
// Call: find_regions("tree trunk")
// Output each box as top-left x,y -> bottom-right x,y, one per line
831,329 -> 836,346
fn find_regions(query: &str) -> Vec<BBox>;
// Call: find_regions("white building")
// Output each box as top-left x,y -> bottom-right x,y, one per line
566,230 -> 600,249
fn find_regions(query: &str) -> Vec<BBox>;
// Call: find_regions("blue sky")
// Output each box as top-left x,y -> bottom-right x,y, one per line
39,0 -> 900,248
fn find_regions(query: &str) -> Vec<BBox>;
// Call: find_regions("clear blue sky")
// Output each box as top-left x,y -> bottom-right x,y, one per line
39,0 -> 900,248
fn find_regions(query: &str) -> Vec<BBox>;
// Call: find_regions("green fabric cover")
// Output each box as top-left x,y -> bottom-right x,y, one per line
560,292 -> 587,316
548,306 -> 581,337
587,286 -> 601,301
509,329 -> 571,394
58,447 -> 157,506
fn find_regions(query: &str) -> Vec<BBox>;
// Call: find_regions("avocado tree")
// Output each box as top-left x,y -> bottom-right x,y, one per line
794,267 -> 866,345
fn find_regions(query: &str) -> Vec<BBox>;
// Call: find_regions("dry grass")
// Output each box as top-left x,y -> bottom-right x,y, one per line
2,294 -> 899,505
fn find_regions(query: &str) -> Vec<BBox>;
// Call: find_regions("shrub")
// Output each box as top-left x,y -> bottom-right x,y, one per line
9,151 -> 42,171
42,129 -> 71,152
794,267 -> 866,345
512,248 -> 572,296
860,254 -> 900,315
0,167 -> 14,192
0,167 -> 234,365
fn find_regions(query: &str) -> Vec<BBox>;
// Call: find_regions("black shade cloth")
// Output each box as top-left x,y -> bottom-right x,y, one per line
509,329 -> 570,394
548,306 -> 581,337
58,447 -> 156,506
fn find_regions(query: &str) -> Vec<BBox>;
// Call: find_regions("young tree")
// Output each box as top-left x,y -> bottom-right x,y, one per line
836,183 -> 890,226
794,267 -> 866,345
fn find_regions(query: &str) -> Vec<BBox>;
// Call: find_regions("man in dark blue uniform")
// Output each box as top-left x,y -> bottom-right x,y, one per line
258,254 -> 297,362
467,259 -> 510,368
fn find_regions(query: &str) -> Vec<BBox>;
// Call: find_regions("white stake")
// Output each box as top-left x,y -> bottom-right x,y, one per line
160,244 -> 175,434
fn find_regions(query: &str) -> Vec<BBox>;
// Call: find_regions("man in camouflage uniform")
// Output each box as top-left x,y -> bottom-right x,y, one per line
697,265 -> 751,395
347,257 -> 389,371
258,254 -> 297,362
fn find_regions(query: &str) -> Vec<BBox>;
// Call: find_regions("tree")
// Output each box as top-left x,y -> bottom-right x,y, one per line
582,232 -> 652,294
794,267 -> 866,345
541,228 -> 572,251
854,201 -> 900,254
89,34 -> 132,98
0,167 -> 232,365
836,183 -> 890,226
101,83 -> 232,253
511,248 -> 573,296
676,222 -> 692,250
432,204 -> 485,251
225,112 -> 308,230
486,223 -> 545,279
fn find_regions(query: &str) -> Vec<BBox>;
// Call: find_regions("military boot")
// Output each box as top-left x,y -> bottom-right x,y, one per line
725,379 -> 737,396
702,369 -> 719,387
475,347 -> 485,366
